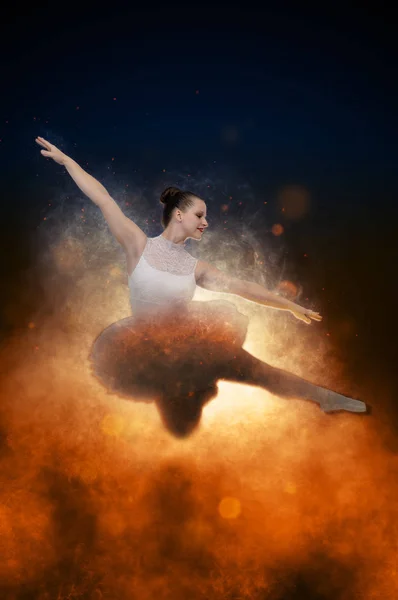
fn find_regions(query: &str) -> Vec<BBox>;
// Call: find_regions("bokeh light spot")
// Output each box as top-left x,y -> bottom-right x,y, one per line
276,280 -> 298,299
221,125 -> 239,143
100,414 -> 125,437
277,185 -> 310,219
218,496 -> 242,519
284,482 -> 297,495
271,223 -> 284,236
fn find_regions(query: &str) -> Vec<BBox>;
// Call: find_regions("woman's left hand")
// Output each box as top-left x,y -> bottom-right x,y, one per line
291,308 -> 323,324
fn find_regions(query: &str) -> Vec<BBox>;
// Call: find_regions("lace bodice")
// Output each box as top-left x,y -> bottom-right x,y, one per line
143,236 -> 197,275
128,235 -> 198,317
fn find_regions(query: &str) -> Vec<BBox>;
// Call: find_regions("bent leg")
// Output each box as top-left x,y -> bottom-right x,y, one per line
156,385 -> 218,438
220,349 -> 368,413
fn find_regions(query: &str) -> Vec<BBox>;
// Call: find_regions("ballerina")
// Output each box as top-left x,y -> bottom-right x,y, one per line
36,136 -> 368,437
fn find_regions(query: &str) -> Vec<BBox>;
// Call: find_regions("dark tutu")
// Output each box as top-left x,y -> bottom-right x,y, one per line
90,299 -> 369,436
89,300 -> 249,402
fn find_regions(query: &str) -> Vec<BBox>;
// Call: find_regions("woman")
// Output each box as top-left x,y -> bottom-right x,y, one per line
36,137 -> 368,437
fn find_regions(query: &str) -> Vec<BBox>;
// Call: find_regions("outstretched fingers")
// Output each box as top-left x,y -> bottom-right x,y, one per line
35,137 -> 51,150
294,310 -> 323,325
309,311 -> 322,322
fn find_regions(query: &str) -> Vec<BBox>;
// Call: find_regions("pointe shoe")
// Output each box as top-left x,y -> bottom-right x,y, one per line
319,391 -> 369,414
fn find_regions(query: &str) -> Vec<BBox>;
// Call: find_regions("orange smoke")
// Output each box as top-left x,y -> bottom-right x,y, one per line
0,233 -> 395,599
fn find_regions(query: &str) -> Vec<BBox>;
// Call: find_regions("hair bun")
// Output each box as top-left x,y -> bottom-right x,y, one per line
160,186 -> 181,205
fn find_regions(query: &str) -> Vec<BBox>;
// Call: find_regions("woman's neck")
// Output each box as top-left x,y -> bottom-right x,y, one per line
160,230 -> 186,246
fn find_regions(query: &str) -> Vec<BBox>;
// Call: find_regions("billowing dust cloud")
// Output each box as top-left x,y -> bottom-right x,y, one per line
0,189 -> 395,600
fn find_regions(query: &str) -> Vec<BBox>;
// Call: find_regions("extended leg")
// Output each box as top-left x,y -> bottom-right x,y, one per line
220,349 -> 368,413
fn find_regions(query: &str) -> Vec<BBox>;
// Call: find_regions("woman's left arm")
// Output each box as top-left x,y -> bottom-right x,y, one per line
195,260 -> 322,324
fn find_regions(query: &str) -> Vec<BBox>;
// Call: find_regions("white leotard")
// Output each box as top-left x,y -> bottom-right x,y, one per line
128,234 -> 198,317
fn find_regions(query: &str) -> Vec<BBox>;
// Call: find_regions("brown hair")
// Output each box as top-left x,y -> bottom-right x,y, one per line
160,187 -> 197,228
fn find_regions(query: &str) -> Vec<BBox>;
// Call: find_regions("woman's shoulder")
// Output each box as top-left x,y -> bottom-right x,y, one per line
194,259 -> 210,283
125,235 -> 148,267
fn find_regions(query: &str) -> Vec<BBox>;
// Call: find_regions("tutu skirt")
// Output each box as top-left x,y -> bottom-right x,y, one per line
89,300 -> 249,402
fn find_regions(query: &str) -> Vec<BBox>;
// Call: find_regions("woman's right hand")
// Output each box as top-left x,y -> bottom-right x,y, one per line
36,136 -> 67,165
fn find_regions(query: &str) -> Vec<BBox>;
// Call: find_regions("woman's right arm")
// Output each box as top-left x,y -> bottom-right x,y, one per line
35,137 -> 146,252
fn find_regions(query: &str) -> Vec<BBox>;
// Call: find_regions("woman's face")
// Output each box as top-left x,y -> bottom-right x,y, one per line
182,197 -> 208,239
